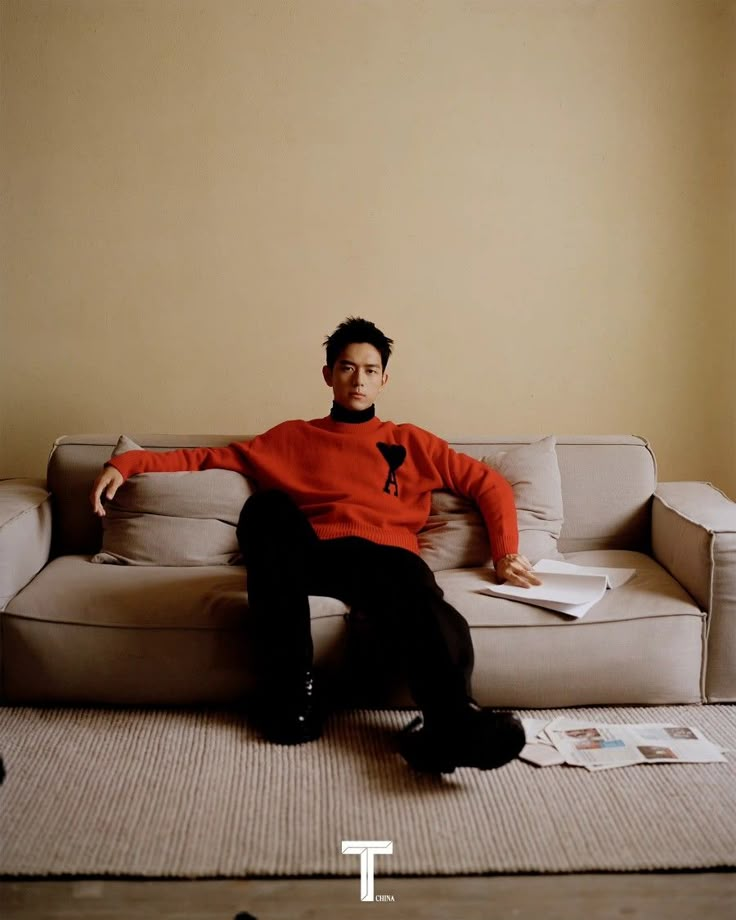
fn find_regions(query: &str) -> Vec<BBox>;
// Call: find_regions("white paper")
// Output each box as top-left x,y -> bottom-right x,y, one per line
533,558 -> 636,589
481,572 -> 608,618
519,743 -> 566,767
481,559 -> 637,618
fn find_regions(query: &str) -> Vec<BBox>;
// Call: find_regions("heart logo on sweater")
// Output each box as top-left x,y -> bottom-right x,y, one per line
376,443 -> 406,496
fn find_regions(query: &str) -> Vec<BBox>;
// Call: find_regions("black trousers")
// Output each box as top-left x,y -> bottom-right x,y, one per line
236,489 -> 476,715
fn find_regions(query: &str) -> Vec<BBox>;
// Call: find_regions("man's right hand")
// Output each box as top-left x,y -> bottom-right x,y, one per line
495,553 -> 542,588
90,466 -> 124,517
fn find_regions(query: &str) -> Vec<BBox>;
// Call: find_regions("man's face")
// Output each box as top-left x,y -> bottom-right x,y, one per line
323,342 -> 388,411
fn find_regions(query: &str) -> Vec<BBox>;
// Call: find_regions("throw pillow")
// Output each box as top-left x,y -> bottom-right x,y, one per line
418,436 -> 564,572
91,435 -> 254,566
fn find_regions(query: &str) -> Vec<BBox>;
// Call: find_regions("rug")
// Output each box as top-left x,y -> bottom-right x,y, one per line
1,704 -> 735,877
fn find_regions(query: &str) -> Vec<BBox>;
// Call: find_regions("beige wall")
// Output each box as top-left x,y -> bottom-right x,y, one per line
2,0 -> 735,496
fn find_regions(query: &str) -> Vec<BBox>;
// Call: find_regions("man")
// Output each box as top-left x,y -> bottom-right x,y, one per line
91,317 -> 540,774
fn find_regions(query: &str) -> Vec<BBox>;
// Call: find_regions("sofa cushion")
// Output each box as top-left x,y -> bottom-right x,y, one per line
419,436 -> 564,572
91,436 -> 254,566
434,550 -> 698,628
7,555 -> 348,629
4,555 -> 349,703
432,550 -> 705,707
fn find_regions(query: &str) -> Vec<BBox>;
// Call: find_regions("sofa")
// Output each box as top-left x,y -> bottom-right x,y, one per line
1,432 -> 735,709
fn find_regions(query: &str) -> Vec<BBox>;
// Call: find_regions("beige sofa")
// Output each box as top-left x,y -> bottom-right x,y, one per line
2,433 -> 735,708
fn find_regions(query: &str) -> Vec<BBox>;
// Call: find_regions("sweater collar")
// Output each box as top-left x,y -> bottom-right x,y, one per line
330,401 -> 376,424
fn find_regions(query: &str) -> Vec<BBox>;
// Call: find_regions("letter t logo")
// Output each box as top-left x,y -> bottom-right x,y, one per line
341,840 -> 393,901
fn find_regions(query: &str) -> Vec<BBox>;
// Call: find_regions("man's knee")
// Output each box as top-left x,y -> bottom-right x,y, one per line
238,489 -> 294,538
236,489 -> 316,561
382,547 -> 444,598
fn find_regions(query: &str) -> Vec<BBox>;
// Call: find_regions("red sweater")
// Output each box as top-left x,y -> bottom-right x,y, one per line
108,416 -> 519,562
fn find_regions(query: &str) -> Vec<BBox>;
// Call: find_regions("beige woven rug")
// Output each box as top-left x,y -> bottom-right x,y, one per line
1,704 -> 734,877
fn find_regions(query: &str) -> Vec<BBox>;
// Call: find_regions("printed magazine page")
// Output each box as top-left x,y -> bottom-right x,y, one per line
521,717 -> 727,771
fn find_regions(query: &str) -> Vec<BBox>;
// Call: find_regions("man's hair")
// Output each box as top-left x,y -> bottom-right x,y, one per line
323,317 -> 394,370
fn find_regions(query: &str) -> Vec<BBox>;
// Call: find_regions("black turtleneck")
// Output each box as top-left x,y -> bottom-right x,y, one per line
330,401 -> 376,424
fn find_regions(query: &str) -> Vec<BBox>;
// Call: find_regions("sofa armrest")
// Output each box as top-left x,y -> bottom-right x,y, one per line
0,479 -> 52,610
652,481 -> 736,702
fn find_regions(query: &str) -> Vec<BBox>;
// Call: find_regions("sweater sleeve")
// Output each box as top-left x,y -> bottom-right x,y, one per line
107,441 -> 252,480
422,432 -> 519,564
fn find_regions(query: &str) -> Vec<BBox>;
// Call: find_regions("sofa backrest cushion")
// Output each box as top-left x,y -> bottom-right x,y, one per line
418,436 -> 564,571
47,433 -> 656,558
90,436 -> 253,566
448,435 -> 657,554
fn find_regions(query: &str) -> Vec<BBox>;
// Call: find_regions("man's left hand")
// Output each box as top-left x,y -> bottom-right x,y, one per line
495,553 -> 542,588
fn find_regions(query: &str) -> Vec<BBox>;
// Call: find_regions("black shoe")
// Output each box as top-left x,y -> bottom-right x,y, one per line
398,706 -> 526,774
253,671 -> 324,745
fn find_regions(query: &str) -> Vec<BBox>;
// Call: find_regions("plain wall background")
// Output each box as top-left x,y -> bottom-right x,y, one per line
2,0 -> 735,496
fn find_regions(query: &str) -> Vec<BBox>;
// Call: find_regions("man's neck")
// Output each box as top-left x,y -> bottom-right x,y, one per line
330,401 -> 376,424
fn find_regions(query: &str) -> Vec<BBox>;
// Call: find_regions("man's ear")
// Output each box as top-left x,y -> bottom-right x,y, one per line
380,371 -> 389,392
322,365 -> 333,387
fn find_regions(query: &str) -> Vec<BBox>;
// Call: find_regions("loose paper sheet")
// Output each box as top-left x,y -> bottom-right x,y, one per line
481,559 -> 637,618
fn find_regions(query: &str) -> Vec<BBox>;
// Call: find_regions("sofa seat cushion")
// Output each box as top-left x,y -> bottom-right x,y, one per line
435,550 -> 699,627
430,550 -> 705,707
3,556 -> 349,704
7,555 -> 349,628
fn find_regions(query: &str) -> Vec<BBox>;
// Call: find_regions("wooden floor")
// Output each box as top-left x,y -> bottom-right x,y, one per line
2,873 -> 735,920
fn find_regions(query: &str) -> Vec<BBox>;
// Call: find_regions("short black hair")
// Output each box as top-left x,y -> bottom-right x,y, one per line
323,317 -> 394,370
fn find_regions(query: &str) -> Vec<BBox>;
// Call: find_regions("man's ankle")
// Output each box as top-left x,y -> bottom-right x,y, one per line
399,707 -> 526,774
253,669 -> 324,745
420,697 -> 481,733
